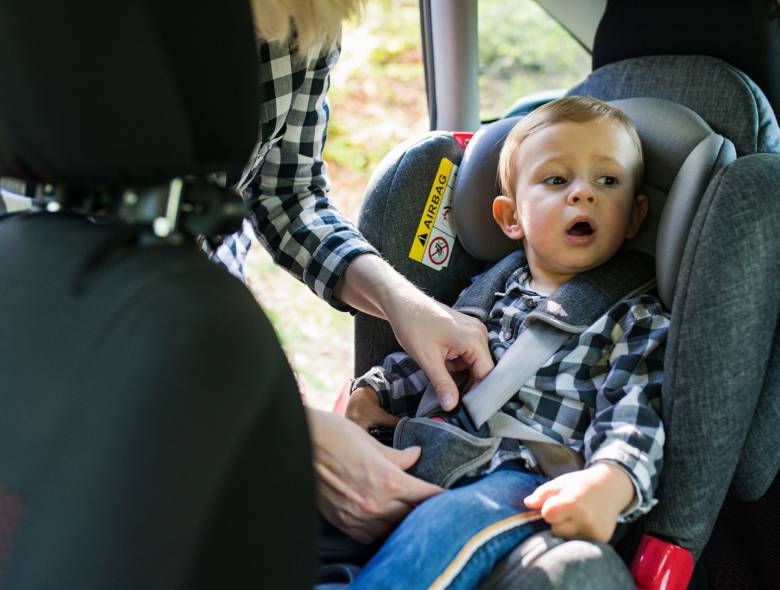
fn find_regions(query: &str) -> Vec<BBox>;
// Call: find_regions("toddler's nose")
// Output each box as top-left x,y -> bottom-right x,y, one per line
566,183 -> 596,205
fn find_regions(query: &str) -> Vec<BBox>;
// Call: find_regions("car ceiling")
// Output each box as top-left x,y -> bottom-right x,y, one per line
536,0 -> 606,51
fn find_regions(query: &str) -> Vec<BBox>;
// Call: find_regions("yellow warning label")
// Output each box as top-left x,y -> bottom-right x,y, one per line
409,158 -> 454,262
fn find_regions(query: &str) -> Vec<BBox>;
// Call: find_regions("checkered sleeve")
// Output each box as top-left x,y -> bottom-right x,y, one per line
584,295 -> 668,522
241,39 -> 378,310
351,352 -> 431,418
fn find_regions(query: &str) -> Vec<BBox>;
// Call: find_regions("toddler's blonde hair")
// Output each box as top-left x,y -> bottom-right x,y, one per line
251,0 -> 365,51
498,96 -> 644,200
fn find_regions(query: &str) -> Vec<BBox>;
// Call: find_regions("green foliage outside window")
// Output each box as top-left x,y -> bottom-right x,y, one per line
478,0 -> 591,120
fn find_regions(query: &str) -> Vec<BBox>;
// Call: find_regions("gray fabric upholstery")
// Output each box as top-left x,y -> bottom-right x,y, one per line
732,326 -> 780,500
645,153 -> 780,558
611,99 -> 736,306
454,249 -> 655,327
478,531 -> 633,590
653,134 -> 736,306
450,116 -> 518,261
393,417 -> 501,488
568,55 -> 780,156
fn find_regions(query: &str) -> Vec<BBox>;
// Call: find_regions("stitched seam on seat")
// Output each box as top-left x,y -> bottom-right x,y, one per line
667,164 -> 728,407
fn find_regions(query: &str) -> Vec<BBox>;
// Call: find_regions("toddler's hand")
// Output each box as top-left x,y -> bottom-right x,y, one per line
345,386 -> 400,431
523,463 -> 635,544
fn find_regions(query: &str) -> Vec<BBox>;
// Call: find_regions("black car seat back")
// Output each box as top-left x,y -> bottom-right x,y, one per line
592,0 -> 780,119
0,1 -> 315,589
0,0 -> 258,186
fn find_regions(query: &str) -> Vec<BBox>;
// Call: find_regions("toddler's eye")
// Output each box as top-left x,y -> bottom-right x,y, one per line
543,176 -> 567,185
595,175 -> 619,186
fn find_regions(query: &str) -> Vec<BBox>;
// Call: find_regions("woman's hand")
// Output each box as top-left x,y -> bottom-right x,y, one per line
335,254 -> 494,411
385,295 -> 492,410
345,386 -> 399,431
307,408 -> 442,543
523,463 -> 636,544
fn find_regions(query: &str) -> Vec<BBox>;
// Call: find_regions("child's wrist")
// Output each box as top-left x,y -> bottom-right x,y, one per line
591,462 -> 636,514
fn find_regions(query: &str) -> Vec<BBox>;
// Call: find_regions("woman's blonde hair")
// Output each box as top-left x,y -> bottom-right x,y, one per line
251,0 -> 365,51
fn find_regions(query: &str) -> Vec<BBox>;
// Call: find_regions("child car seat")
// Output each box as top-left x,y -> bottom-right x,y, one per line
355,57 -> 780,588
0,1 -> 314,588
568,56 -> 780,589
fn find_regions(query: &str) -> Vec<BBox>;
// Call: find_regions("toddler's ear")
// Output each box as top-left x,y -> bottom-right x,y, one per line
493,195 -> 524,240
625,194 -> 649,239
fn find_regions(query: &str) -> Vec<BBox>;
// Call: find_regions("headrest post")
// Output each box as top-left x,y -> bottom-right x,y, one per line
153,178 -> 185,239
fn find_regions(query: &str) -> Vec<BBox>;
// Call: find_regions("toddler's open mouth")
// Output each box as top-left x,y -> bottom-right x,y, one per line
567,221 -> 595,236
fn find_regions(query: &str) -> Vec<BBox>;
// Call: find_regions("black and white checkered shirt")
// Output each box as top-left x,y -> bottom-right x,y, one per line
355,264 -> 668,521
209,37 -> 378,308
0,37 -> 378,310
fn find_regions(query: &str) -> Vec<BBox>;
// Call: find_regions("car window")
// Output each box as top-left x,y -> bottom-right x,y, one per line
478,0 -> 592,121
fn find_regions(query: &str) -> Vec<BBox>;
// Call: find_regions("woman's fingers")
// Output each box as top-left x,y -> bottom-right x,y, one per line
378,445 -> 443,502
308,409 -> 441,543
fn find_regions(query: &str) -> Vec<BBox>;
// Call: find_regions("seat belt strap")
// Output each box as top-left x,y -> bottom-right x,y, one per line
485,412 -> 561,445
413,320 -> 582,478
486,413 -> 584,478
414,321 -> 570,422
462,322 -> 571,429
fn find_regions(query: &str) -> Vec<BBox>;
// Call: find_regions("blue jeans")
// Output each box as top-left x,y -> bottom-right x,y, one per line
350,465 -> 550,590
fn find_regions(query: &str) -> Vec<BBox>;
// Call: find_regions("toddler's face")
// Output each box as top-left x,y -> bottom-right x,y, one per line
497,118 -> 646,288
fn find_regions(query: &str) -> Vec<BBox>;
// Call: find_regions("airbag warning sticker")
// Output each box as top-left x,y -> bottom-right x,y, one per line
408,158 -> 458,270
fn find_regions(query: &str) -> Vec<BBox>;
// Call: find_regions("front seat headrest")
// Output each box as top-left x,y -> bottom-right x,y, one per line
452,97 -> 736,308
0,0 -> 259,188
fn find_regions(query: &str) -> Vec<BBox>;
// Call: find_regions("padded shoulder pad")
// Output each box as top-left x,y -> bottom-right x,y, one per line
451,118 -> 520,262
360,132 -> 485,306
355,132 -> 486,374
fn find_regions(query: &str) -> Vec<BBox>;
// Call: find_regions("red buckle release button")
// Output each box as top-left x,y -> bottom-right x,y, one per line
452,132 -> 474,150
631,534 -> 694,590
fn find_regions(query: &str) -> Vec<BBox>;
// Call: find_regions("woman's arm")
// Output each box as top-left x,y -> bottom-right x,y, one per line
237,39 -> 379,306
233,38 -> 493,407
220,37 -> 493,543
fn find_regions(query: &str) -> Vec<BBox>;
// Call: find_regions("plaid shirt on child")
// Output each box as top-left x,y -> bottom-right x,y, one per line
354,264 -> 669,521
0,37 -> 377,311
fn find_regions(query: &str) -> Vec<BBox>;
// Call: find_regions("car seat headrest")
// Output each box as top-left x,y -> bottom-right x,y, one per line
0,0 -> 259,188
569,55 -> 780,157
591,0 -> 780,118
452,97 -> 737,308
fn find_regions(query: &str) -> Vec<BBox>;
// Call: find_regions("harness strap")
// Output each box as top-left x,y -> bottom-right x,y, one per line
487,414 -> 584,478
462,322 -> 571,429
413,321 -> 584,478
413,319 -> 570,422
